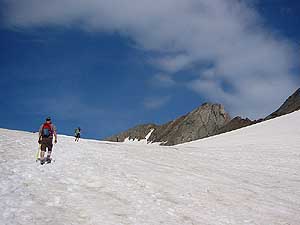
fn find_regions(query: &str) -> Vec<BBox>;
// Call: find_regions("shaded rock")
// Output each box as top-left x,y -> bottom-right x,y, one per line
153,103 -> 231,145
217,116 -> 253,134
216,116 -> 263,135
265,88 -> 300,120
104,103 -> 231,145
105,88 -> 300,146
105,124 -> 158,142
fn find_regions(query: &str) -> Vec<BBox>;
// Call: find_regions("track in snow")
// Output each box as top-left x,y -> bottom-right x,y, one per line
1,112 -> 300,225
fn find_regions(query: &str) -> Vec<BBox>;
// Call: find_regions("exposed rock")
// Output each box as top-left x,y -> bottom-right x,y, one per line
218,88 -> 300,134
265,88 -> 300,120
105,124 -> 158,142
216,116 -> 263,135
217,116 -> 253,134
104,103 -> 231,145
105,88 -> 300,145
153,103 -> 231,145
217,88 -> 300,135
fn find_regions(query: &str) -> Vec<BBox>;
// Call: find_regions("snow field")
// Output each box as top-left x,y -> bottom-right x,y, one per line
1,111 -> 300,224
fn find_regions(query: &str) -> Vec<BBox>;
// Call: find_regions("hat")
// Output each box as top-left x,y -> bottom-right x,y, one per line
46,117 -> 51,121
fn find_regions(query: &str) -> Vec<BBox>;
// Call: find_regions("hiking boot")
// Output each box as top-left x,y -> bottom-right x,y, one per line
40,158 -> 46,165
46,157 -> 52,163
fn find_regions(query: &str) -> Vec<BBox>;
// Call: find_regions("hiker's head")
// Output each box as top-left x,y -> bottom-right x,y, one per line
46,117 -> 51,123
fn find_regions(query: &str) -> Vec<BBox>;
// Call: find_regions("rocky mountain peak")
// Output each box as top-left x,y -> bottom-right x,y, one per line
105,87 -> 300,146
105,103 -> 231,145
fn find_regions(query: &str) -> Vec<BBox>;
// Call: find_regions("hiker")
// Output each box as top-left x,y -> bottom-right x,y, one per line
38,117 -> 57,164
75,127 -> 81,142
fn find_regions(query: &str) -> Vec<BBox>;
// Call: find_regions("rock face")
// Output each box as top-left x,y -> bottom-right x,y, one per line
151,103 -> 231,145
105,124 -> 158,142
217,117 -> 264,135
265,88 -> 300,120
105,88 -> 300,145
105,103 -> 231,145
217,116 -> 253,134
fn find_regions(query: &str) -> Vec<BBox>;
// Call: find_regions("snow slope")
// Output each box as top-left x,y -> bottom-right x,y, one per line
1,111 -> 300,225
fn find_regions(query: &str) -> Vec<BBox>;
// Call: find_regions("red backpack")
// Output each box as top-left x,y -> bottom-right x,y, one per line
42,123 -> 53,137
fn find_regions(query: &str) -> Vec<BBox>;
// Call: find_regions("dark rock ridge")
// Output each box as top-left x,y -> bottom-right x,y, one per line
217,117 -> 263,135
105,124 -> 158,142
105,88 -> 300,145
105,103 -> 231,145
218,88 -> 300,134
150,103 -> 231,145
265,88 -> 300,120
217,116 -> 253,134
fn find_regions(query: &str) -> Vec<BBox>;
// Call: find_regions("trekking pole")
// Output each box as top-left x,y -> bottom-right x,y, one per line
36,144 -> 41,162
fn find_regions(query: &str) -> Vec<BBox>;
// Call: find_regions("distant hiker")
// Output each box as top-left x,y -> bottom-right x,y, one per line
75,127 -> 81,142
38,117 -> 57,165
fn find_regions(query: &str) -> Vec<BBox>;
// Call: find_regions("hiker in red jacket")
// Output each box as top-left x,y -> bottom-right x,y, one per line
38,117 -> 57,164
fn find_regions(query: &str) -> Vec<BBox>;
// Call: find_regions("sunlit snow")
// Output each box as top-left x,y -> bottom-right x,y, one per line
1,112 -> 300,225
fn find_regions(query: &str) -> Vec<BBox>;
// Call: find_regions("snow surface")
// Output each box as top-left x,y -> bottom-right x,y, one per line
124,129 -> 155,145
1,111 -> 300,225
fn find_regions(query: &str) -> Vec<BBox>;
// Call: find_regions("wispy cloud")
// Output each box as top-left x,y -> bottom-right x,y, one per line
143,96 -> 171,110
152,54 -> 195,73
151,73 -> 176,88
2,0 -> 299,118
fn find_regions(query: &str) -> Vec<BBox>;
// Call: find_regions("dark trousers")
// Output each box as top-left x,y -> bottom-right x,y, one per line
41,137 -> 53,152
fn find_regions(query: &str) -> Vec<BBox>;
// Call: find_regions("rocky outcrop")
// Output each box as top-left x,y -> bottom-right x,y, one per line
217,117 -> 263,135
217,88 -> 300,134
104,103 -> 231,145
105,124 -> 158,142
217,116 -> 253,134
265,88 -> 300,120
151,103 -> 231,145
105,88 -> 300,145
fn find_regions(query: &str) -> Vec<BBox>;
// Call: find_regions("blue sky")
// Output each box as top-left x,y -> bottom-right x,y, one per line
0,0 -> 299,139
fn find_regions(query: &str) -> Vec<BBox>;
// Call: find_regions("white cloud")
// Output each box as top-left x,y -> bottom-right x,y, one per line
143,96 -> 171,109
152,54 -> 195,73
152,74 -> 176,87
2,0 -> 299,118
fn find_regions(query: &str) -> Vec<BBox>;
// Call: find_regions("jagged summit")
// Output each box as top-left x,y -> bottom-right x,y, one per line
105,88 -> 300,145
105,103 -> 231,145
151,103 -> 231,145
